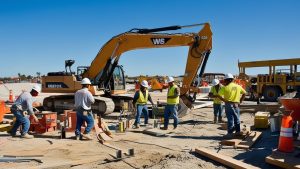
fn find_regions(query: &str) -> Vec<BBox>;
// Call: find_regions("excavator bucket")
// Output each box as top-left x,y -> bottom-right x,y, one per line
178,95 -> 192,117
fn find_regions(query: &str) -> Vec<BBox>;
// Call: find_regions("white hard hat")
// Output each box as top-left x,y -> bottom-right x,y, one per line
167,76 -> 174,83
141,80 -> 149,88
32,85 -> 41,93
212,79 -> 220,86
81,78 -> 92,85
224,73 -> 234,79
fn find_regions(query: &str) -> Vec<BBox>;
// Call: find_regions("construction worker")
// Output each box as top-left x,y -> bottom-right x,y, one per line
74,78 -> 95,140
208,79 -> 224,123
132,80 -> 154,129
10,85 -> 41,138
161,76 -> 179,130
217,73 -> 246,136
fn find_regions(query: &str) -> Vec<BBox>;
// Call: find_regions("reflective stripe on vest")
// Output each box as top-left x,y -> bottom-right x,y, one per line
280,127 -> 293,137
167,85 -> 179,105
137,90 -> 148,105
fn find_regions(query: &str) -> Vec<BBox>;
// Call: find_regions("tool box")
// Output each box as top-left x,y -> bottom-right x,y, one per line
29,111 -> 57,133
254,111 -> 270,129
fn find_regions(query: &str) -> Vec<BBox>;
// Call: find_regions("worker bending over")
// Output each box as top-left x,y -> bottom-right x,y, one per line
208,79 -> 224,123
132,80 -> 154,129
218,73 -> 246,136
74,78 -> 95,140
10,85 -> 41,139
161,76 -> 180,130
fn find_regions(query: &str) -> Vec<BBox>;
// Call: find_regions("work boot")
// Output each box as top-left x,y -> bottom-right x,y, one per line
10,133 -> 17,137
218,117 -> 225,123
223,133 -> 234,139
234,131 -> 244,137
132,124 -> 140,129
213,116 -> 217,124
21,134 -> 34,139
160,126 -> 168,130
81,133 -> 93,140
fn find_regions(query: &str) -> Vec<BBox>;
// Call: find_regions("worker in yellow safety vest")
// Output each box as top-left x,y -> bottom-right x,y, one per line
217,73 -> 246,136
132,80 -> 154,129
208,79 -> 224,123
161,76 -> 180,130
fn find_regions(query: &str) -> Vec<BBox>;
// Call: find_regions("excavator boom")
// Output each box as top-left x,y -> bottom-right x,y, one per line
84,23 -> 212,97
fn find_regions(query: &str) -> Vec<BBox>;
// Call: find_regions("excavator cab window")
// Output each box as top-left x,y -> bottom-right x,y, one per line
77,66 -> 89,81
111,66 -> 125,90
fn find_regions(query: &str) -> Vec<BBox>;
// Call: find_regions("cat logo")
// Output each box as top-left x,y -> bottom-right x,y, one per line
151,38 -> 171,45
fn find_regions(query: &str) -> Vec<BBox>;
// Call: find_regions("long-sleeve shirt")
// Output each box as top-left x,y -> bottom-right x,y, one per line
74,88 -> 95,110
132,90 -> 154,105
12,92 -> 34,115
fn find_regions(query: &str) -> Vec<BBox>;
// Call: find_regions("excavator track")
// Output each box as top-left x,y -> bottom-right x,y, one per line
43,95 -> 115,115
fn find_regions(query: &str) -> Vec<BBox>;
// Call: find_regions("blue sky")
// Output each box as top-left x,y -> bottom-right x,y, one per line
0,0 -> 299,77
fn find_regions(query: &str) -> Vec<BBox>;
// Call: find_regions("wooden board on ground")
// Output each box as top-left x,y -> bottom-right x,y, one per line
143,128 -> 170,137
221,139 -> 243,146
95,126 -> 112,142
265,149 -> 300,169
220,131 -> 250,147
236,131 -> 262,149
195,148 -> 259,169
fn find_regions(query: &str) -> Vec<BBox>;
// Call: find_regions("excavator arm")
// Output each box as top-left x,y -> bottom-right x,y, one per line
83,23 -> 212,104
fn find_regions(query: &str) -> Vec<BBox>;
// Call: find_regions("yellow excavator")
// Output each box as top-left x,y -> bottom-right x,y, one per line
42,23 -> 213,115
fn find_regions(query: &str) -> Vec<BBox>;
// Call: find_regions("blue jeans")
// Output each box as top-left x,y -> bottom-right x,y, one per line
134,104 -> 149,125
164,105 -> 179,128
75,109 -> 94,136
213,104 -> 223,117
225,103 -> 241,134
11,109 -> 30,136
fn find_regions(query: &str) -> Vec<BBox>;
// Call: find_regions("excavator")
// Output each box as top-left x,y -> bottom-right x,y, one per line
42,23 -> 213,115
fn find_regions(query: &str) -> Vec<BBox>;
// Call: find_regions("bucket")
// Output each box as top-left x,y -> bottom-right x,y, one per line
270,115 -> 282,133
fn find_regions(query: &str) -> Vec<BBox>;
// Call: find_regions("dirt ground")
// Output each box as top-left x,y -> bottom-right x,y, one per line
0,83 -> 281,169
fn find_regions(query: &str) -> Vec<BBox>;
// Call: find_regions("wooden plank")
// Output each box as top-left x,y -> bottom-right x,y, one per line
221,139 -> 242,146
143,128 -> 168,137
195,148 -> 259,169
220,131 -> 250,146
236,131 -> 262,149
265,149 -> 300,169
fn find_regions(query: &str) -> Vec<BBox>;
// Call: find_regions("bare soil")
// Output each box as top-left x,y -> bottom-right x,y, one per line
0,83 -> 279,169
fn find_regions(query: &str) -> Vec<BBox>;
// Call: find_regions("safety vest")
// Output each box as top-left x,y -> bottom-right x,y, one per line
136,90 -> 148,105
167,85 -> 179,105
211,85 -> 223,104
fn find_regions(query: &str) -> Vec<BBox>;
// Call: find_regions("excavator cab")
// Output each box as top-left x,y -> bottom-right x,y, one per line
110,66 -> 126,92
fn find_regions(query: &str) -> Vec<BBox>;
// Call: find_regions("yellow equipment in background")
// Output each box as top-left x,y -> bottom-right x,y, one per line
238,58 -> 300,102
137,76 -> 168,91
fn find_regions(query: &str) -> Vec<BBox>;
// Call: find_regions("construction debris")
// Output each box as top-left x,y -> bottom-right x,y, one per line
265,149 -> 300,169
220,131 -> 262,149
235,131 -> 262,149
0,157 -> 42,163
195,148 -> 260,169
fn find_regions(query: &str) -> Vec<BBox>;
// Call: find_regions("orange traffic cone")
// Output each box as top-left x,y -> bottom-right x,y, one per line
9,90 -> 14,103
278,114 -> 294,152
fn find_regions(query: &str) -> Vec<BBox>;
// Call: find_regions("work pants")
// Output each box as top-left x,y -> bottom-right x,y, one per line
225,103 -> 241,134
11,109 -> 30,136
213,103 -> 223,118
75,109 -> 94,136
134,104 -> 149,125
164,104 -> 179,128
